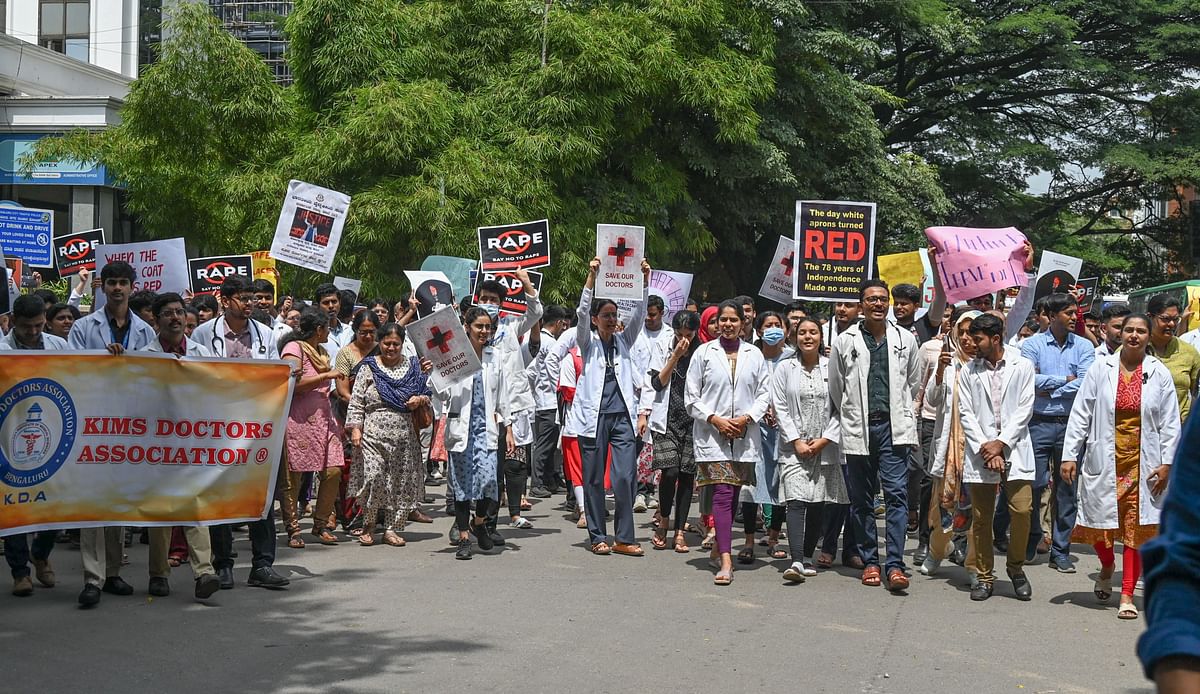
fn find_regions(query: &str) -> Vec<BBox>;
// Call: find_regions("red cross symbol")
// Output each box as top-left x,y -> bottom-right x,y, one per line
608,237 -> 635,267
426,326 -> 454,354
780,252 -> 794,277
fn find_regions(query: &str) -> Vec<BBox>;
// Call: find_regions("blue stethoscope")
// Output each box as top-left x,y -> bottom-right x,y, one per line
210,316 -> 268,357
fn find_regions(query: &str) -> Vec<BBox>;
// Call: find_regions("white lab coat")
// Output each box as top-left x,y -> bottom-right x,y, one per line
685,339 -> 771,463
140,337 -> 212,358
68,307 -> 156,351
955,348 -> 1037,484
432,346 -> 509,453
925,359 -> 961,479
566,286 -> 646,438
827,320 -> 923,456
3,332 -> 68,350
190,315 -> 280,360
770,355 -> 842,467
1064,354 -> 1180,528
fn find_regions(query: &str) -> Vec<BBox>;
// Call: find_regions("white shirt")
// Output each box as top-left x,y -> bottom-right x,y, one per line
1180,328 -> 1200,351
529,329 -> 561,412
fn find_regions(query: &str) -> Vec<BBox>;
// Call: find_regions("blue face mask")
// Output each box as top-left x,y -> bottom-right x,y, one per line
762,327 -> 786,346
480,303 -> 499,321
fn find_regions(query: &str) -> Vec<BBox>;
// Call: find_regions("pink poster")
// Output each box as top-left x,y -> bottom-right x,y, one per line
924,226 -> 1028,304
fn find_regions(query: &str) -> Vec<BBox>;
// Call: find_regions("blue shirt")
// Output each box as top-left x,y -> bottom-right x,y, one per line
1019,330 -> 1094,416
1139,411 -> 1200,677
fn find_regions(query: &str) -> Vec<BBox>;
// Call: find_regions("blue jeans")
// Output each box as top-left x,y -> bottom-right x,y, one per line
579,411 -> 638,545
4,531 -> 56,579
1027,417 -> 1076,562
846,419 -> 910,572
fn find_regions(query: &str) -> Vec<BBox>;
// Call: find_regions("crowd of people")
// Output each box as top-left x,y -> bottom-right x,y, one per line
1,241 -> 1192,622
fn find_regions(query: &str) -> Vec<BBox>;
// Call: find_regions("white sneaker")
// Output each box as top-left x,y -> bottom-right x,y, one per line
782,563 -> 806,583
633,494 -> 648,513
647,497 -> 659,509
919,555 -> 941,576
801,558 -> 818,577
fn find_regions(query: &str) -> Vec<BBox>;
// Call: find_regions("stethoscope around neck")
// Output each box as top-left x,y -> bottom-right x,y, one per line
210,316 -> 268,357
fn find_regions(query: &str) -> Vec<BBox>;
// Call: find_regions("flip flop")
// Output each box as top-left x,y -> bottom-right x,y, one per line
1118,603 -> 1139,620
591,542 -> 612,555
714,569 -> 733,586
816,553 -> 834,569
767,544 -> 788,560
1095,573 -> 1114,602
674,537 -> 690,553
737,546 -> 755,565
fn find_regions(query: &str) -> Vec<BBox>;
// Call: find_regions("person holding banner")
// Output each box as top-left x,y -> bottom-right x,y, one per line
68,260 -> 157,608
138,293 -> 222,601
346,323 -> 432,547
828,280 -> 923,593
571,257 -> 652,557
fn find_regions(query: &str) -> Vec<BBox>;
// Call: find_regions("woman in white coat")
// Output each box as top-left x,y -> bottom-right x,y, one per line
685,300 -> 771,585
771,316 -> 848,583
1063,314 -> 1180,619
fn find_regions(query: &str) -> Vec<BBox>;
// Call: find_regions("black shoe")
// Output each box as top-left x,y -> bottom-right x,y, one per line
1008,572 -> 1032,601
489,531 -> 506,547
101,576 -> 133,596
455,538 -> 473,560
78,584 -> 101,607
970,582 -> 993,601
148,577 -> 170,597
994,538 -> 1009,554
195,574 -> 220,599
913,543 -> 928,566
217,567 -> 235,590
529,486 -> 552,499
247,566 -> 290,589
469,522 -> 494,551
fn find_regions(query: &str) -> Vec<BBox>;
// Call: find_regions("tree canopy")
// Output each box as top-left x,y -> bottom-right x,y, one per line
33,0 -> 1200,302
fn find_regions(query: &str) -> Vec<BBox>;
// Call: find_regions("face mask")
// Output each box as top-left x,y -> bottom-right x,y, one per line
480,303 -> 499,321
762,327 -> 785,346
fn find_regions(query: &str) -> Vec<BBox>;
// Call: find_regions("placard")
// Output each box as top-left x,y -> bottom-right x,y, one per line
1,267 -> 13,315
408,307 -> 482,392
404,270 -> 456,318
595,224 -> 645,300
1035,250 -> 1083,302
877,251 -> 924,296
792,201 -> 876,302
1074,277 -> 1099,312
477,219 -> 551,271
649,270 -> 693,319
924,226 -> 1029,305
333,276 -> 362,298
53,228 -> 105,276
188,255 -> 253,296
421,255 -> 477,302
0,205 -> 53,267
269,180 -> 351,274
93,238 -> 189,310
758,236 -> 795,305
250,251 -> 278,293
472,270 -> 543,317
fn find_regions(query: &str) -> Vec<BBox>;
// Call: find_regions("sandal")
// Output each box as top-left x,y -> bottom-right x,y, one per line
700,530 -> 716,551
358,533 -> 375,546
312,528 -> 339,546
591,541 -> 612,555
816,553 -> 834,569
383,531 -> 406,547
287,534 -> 305,549
861,565 -> 882,587
1117,602 -> 1140,620
1095,567 -> 1114,602
714,568 -> 733,586
767,543 -> 788,560
651,528 -> 669,550
520,498 -> 533,512
737,546 -> 755,565
674,535 -> 690,553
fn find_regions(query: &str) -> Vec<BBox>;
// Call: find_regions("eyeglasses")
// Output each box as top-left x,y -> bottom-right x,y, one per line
1157,314 -> 1181,324
356,329 -> 375,337
862,296 -> 889,305
158,309 -> 186,318
233,295 -> 255,304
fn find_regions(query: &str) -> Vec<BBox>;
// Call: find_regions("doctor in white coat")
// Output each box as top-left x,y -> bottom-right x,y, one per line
685,300 -> 771,585
569,257 -> 650,557
955,313 -> 1037,602
1063,314 -> 1180,618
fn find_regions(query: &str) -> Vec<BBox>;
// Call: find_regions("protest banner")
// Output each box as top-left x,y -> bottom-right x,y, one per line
93,238 -> 189,310
877,251 -> 925,296
408,307 -> 482,392
53,228 -> 104,276
792,201 -> 876,302
0,352 -> 293,536
924,226 -> 1029,305
250,251 -> 278,294
759,236 -> 796,305
405,270 -> 456,318
188,255 -> 253,296
477,220 -> 551,271
919,248 -> 936,305
595,224 -> 645,300
1035,250 -> 1083,301
333,276 -> 362,298
0,205 -> 53,267
1073,277 -> 1099,312
471,270 -> 543,317
421,255 -> 477,302
649,270 -> 693,319
269,180 -> 351,274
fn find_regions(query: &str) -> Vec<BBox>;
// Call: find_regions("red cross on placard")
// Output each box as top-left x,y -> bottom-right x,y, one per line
426,326 -> 454,354
780,252 -> 794,276
608,237 -> 635,267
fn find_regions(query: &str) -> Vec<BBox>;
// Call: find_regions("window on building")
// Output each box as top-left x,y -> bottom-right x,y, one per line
39,0 -> 90,62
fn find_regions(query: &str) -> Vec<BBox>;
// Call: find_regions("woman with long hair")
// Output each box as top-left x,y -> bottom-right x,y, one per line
686,300 -> 771,585
647,310 -> 701,552
1064,314 -> 1180,619
737,311 -> 789,564
45,302 -> 80,341
772,316 -> 849,582
278,306 -> 346,548
334,311 -> 379,405
346,323 -> 432,547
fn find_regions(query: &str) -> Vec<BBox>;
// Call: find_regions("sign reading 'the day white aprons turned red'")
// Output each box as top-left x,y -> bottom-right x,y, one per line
477,219 -> 551,271
407,307 -> 482,392
595,224 -> 645,300
53,228 -> 105,277
188,255 -> 253,296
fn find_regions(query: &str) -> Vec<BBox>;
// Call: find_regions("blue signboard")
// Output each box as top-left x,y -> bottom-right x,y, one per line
0,206 -> 54,267
0,135 -> 108,186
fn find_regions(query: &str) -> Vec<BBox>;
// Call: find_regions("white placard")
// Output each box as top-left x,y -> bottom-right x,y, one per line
595,224 -> 645,300
1035,250 -> 1083,300
404,270 -> 455,318
758,236 -> 795,305
270,180 -> 351,274
333,276 -> 362,296
93,238 -> 189,310
649,269 -> 692,318
408,307 -> 482,392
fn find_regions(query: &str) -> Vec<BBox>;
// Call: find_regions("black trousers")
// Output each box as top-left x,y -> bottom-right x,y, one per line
531,409 -> 561,490
488,424 -> 530,528
210,469 -> 283,571
658,468 -> 695,532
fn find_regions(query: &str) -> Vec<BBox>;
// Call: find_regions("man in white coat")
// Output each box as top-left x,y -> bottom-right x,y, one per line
956,313 -> 1037,602
828,279 -> 923,592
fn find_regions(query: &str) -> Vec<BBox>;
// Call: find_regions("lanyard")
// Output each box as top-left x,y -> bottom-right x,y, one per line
108,314 -> 131,349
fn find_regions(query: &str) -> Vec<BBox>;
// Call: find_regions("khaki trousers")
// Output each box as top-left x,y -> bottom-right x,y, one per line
283,468 -> 342,534
149,526 -> 214,579
969,479 -> 1033,584
80,526 -> 124,587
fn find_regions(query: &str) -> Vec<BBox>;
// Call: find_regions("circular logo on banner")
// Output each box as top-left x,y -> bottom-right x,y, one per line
0,379 -> 78,488
63,240 -> 92,260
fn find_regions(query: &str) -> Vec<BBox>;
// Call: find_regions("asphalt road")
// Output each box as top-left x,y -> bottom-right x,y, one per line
2,491 -> 1151,694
